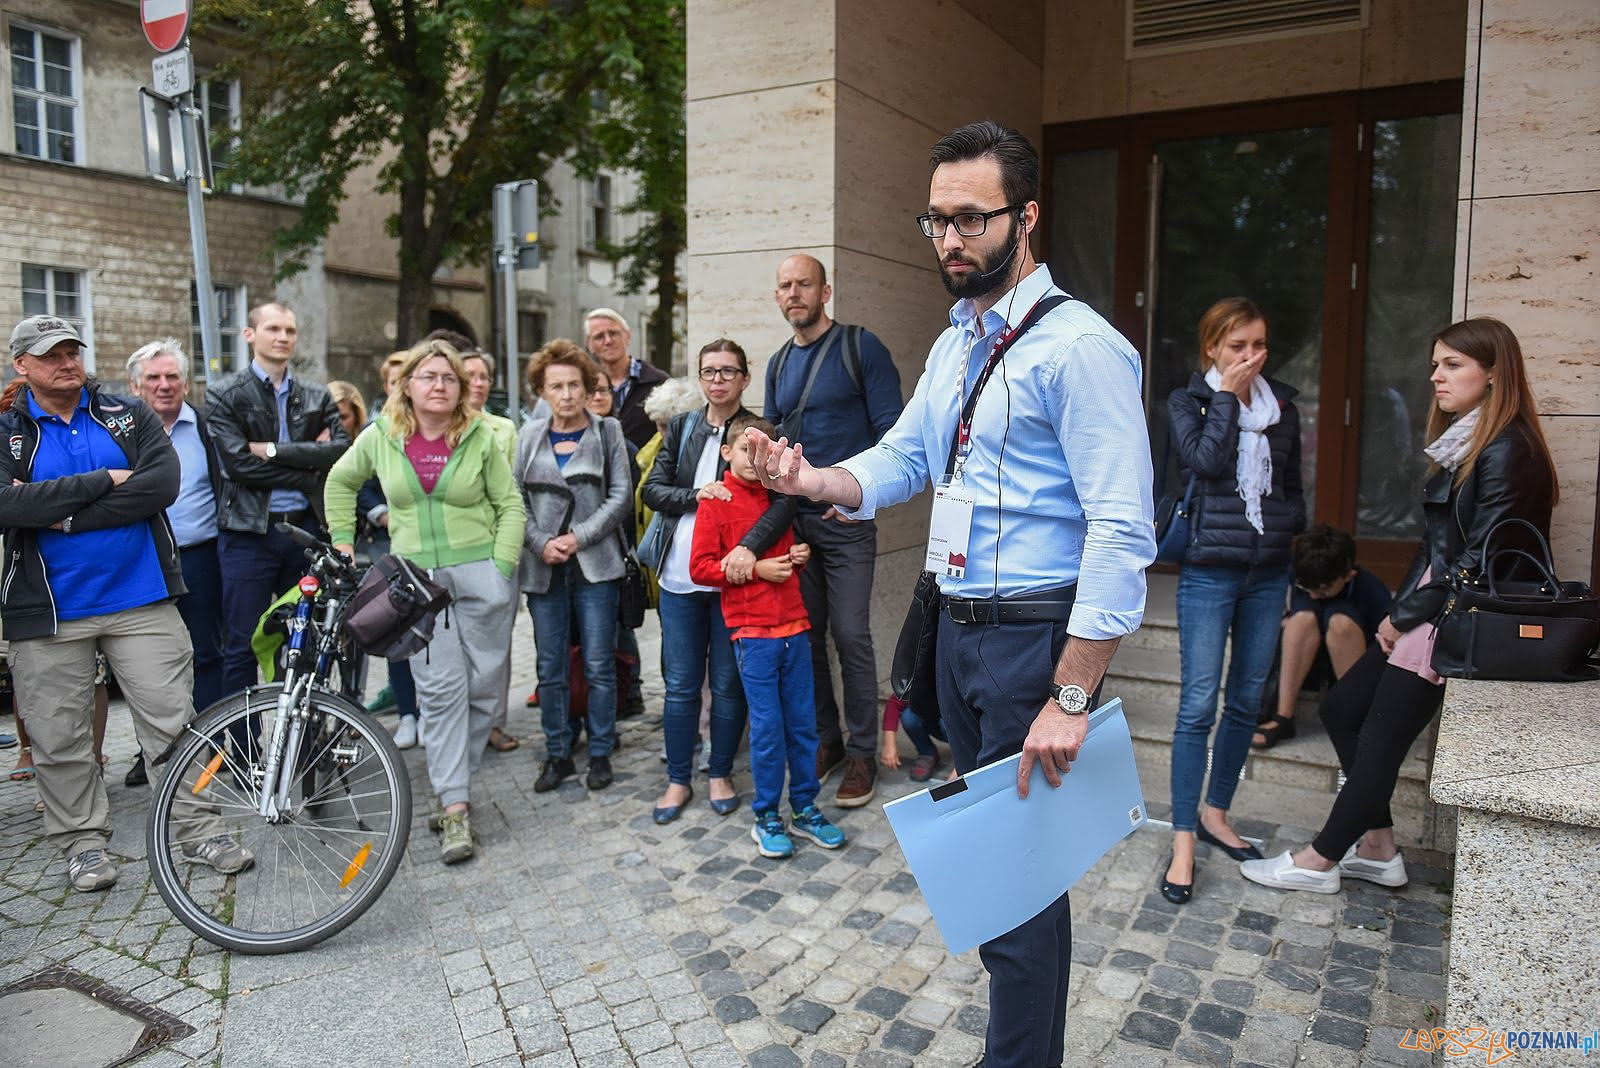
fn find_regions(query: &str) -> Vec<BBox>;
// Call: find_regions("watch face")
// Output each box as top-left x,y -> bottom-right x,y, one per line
1056,684 -> 1089,711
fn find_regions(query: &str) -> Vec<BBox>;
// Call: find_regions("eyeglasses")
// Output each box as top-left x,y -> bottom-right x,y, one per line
916,205 -> 1021,239
699,367 -> 743,382
412,372 -> 459,387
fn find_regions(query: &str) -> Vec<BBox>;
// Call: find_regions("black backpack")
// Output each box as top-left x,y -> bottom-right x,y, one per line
344,554 -> 453,660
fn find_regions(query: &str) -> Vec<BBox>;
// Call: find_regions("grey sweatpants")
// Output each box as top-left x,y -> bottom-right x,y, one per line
409,558 -> 517,808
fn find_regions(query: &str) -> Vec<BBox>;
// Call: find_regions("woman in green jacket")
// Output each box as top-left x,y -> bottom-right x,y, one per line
325,339 -> 524,865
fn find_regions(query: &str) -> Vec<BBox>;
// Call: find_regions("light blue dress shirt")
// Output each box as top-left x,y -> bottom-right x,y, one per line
166,403 -> 218,547
837,264 -> 1156,640
252,360 -> 309,513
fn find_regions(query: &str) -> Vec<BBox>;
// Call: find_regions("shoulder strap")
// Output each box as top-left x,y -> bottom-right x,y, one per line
843,325 -> 864,397
941,294 -> 1069,478
784,324 -> 847,428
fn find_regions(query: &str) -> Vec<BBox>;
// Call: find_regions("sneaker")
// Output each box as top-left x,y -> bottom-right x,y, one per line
394,717 -> 419,749
586,755 -> 614,790
365,685 -> 397,715
790,805 -> 846,849
124,753 -> 149,787
815,739 -> 845,782
67,848 -> 118,892
439,810 -> 473,864
535,757 -> 575,793
1239,849 -> 1341,894
909,751 -> 941,782
751,810 -> 794,859
182,834 -> 256,874
834,755 -> 876,808
1339,844 -> 1409,888
0,731 -> 15,749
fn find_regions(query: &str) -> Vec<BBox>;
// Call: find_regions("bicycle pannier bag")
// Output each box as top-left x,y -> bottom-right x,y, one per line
344,554 -> 453,660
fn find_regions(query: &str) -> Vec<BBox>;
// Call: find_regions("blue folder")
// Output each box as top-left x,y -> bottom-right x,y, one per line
883,698 -> 1147,955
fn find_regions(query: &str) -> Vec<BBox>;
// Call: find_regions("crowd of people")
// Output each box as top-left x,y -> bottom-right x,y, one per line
0,118 -> 1564,1068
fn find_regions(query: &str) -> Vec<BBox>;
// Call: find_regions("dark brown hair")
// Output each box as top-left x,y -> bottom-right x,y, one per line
929,121 -> 1039,208
698,338 -> 749,376
1197,297 -> 1266,370
527,338 -> 599,395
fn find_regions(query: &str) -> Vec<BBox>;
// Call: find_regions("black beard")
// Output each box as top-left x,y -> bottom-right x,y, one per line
939,226 -> 1018,300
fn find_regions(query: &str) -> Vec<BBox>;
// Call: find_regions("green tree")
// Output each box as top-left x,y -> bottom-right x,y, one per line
199,0 -> 685,349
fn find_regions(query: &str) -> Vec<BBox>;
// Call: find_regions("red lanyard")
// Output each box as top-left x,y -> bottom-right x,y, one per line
956,297 -> 1044,455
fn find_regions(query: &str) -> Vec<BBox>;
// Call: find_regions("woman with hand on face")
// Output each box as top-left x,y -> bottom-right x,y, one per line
640,340 -> 795,824
325,340 -> 525,865
1163,298 -> 1306,905
1243,317 -> 1557,894
518,341 -> 632,796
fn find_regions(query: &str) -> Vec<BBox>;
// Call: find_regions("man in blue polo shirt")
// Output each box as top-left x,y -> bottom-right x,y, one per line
0,315 -> 252,893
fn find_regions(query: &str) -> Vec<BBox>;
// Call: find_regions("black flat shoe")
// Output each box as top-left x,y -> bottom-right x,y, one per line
1197,822 -> 1264,861
652,785 -> 692,824
1252,715 -> 1297,749
1160,854 -> 1193,905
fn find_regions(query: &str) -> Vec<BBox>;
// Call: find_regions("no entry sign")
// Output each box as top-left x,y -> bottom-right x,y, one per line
141,0 -> 190,54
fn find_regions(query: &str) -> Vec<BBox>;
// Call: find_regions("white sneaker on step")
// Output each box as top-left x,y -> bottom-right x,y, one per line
1240,850 -> 1341,894
1340,844 -> 1408,887
395,717 -> 419,749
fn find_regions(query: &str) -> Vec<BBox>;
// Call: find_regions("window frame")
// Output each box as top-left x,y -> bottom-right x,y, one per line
7,20 -> 85,166
196,74 -> 241,186
191,280 -> 248,378
584,173 -> 613,251
20,263 -> 95,371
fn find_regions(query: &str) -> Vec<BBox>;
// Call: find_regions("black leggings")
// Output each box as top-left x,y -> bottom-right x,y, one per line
1311,643 -> 1445,863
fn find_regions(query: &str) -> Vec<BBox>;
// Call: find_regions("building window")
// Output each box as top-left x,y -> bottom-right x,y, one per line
21,264 -> 93,369
191,282 -> 246,375
197,77 -> 240,176
9,24 -> 81,164
585,175 -> 612,249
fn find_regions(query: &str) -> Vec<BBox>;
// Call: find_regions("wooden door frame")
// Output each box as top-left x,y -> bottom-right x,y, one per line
1042,81 -> 1462,584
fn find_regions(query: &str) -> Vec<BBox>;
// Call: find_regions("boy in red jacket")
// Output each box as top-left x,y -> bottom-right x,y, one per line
690,416 -> 847,859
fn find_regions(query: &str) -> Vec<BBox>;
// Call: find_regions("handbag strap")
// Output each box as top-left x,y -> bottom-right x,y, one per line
1477,516 -> 1559,581
941,294 -> 1069,477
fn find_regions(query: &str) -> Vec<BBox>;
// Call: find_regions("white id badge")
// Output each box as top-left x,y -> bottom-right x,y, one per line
925,480 -> 976,579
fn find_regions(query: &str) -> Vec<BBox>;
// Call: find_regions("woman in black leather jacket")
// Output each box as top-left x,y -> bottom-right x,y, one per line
1162,298 -> 1306,905
1242,317 -> 1557,895
641,339 -> 793,824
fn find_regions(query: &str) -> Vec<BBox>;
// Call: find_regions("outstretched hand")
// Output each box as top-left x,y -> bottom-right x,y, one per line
746,430 -> 819,499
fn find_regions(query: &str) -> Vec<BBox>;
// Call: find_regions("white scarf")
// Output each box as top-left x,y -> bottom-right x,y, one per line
1423,405 -> 1481,471
1205,367 -> 1281,535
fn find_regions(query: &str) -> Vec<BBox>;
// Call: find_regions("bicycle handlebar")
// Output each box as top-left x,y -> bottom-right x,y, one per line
276,522 -> 359,580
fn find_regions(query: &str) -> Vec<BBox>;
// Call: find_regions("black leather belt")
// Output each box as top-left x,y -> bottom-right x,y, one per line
944,586 -> 1076,625
269,509 -> 312,526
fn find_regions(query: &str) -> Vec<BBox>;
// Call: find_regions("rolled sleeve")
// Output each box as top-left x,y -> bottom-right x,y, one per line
1054,333 -> 1157,641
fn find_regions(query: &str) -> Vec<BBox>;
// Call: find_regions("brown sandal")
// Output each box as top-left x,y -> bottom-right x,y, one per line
488,728 -> 520,752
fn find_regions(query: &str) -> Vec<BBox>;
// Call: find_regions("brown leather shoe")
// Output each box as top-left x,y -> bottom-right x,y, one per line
815,739 -> 846,782
834,755 -> 876,808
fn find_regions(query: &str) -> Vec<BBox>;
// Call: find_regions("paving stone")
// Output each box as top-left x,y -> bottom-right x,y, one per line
1325,964 -> 1376,992
1388,944 -> 1443,975
1226,930 -> 1273,955
1232,909 -> 1277,933
1209,979 -> 1254,1008
953,1004 -> 988,1037
1138,991 -> 1191,1020
1386,970 -> 1445,1000
748,1045 -> 803,1068
808,1052 -> 847,1068
1320,988 -> 1372,1019
714,994 -> 759,1024
1149,964 -> 1203,997
1389,920 -> 1444,947
854,1050 -> 913,1068
1107,949 -> 1154,973
1189,1002 -> 1246,1039
1175,918 -> 1225,946
777,999 -> 836,1034
1165,941 -> 1218,970
1131,910 -> 1175,933
1330,940 -> 1383,970
855,986 -> 910,1019
1174,1031 -> 1235,1066
1275,942 -> 1324,968
1119,1011 -> 1182,1050
1309,1013 -> 1368,1050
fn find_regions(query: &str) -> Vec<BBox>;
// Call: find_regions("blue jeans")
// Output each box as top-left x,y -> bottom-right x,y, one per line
528,563 -> 619,760
899,704 -> 946,758
1171,562 -> 1290,831
657,590 -> 746,785
735,632 -> 820,815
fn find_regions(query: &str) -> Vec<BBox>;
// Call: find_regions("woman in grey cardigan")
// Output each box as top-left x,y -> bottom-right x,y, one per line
517,340 -> 632,795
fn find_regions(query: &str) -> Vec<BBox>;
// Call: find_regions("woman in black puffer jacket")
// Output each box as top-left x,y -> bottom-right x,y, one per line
1162,297 -> 1306,905
1241,317 -> 1556,895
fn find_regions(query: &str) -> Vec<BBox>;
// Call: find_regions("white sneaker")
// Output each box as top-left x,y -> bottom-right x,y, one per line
394,717 -> 419,749
1240,850 -> 1341,894
1340,844 -> 1408,887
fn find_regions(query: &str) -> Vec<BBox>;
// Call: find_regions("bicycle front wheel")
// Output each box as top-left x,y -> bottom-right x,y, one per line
146,685 -> 413,954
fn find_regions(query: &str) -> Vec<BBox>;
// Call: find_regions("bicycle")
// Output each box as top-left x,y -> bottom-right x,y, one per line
146,524 -> 413,954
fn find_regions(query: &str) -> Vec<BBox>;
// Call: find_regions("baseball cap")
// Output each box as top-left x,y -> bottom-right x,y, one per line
10,316 -> 84,358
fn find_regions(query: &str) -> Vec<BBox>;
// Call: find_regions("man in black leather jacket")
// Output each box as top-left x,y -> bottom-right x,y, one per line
205,302 -> 349,699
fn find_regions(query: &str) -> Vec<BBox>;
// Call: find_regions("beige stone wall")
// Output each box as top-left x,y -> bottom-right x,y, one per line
1452,0 -> 1599,580
1043,0 -> 1468,123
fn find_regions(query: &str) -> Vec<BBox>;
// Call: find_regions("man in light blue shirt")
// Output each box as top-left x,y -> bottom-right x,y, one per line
126,340 -> 225,787
747,121 -> 1155,1068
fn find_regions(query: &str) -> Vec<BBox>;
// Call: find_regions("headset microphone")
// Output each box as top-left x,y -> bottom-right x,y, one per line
966,209 -> 1026,290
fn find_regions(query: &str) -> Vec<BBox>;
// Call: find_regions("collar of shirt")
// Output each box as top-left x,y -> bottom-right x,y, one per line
26,387 -> 90,423
172,401 -> 199,431
949,264 -> 1059,402
251,359 -> 293,395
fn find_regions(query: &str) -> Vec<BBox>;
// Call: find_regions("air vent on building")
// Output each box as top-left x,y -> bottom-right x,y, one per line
1128,0 -> 1368,57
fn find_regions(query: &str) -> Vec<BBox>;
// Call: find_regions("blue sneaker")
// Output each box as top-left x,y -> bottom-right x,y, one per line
751,810 -> 794,859
790,805 -> 846,849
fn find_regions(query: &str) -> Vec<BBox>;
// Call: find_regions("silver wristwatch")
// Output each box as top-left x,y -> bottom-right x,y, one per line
265,442 -> 278,460
1049,682 -> 1090,715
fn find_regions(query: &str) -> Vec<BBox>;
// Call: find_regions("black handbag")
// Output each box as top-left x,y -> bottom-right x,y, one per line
1151,403 -> 1204,565
1430,518 -> 1600,682
344,554 -> 453,659
601,421 -> 649,629
889,294 -> 1069,713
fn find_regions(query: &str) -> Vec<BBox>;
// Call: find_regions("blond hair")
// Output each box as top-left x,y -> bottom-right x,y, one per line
328,380 -> 367,427
380,340 -> 478,446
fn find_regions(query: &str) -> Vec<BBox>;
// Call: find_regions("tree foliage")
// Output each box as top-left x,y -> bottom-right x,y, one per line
198,0 -> 686,350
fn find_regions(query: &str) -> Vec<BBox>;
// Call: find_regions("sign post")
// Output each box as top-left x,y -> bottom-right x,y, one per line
140,0 -> 220,371
492,180 -> 540,419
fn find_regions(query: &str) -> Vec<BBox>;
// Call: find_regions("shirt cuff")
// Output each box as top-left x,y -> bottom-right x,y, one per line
364,504 -> 389,525
833,457 -> 879,520
1066,603 -> 1145,642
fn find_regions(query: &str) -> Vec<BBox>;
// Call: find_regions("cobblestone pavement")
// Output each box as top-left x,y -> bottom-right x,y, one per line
1,612 -> 1458,1067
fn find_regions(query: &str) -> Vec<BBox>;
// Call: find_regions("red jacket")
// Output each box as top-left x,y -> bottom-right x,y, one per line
689,473 -> 807,632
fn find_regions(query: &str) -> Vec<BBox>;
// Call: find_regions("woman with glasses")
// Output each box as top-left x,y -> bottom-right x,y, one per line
1162,297 -> 1305,905
518,340 -> 633,796
325,340 -> 525,865
641,340 -> 794,824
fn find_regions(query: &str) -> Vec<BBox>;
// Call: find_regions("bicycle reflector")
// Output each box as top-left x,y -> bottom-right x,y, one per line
298,575 -> 321,596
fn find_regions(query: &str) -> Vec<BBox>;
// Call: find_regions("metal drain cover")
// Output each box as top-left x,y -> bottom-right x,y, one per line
0,965 -> 195,1067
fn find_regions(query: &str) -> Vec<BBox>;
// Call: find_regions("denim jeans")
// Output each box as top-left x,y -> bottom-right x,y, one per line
528,563 -> 619,760
898,704 -> 945,758
735,632 -> 820,815
657,590 -> 746,785
1171,562 -> 1290,831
